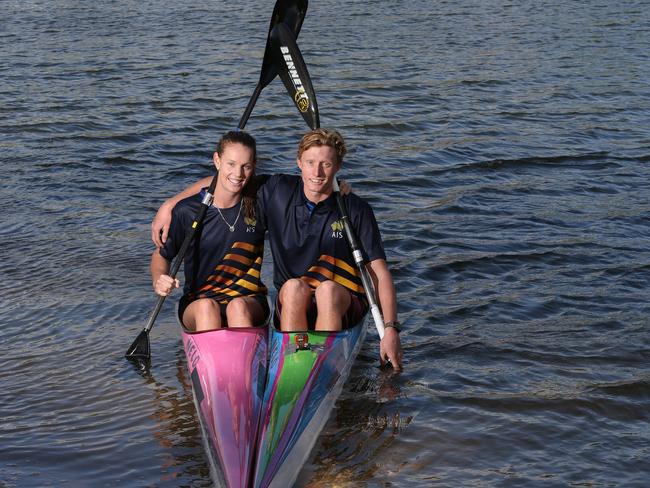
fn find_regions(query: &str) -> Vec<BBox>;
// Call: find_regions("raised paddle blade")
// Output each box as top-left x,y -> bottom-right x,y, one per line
270,22 -> 320,129
238,0 -> 309,129
259,0 -> 309,89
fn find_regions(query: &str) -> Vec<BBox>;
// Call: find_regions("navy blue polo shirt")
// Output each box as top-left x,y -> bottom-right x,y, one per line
257,174 -> 386,298
160,189 -> 267,304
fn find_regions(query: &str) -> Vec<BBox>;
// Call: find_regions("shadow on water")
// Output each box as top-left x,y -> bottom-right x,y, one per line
296,355 -> 415,487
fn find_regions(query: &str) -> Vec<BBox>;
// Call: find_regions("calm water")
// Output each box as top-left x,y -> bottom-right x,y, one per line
2,0 -> 649,486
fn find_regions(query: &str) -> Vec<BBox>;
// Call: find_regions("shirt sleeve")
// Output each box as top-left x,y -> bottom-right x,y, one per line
256,173 -> 280,232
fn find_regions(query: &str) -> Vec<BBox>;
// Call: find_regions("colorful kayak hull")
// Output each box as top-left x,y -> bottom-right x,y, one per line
253,322 -> 366,487
182,327 -> 268,488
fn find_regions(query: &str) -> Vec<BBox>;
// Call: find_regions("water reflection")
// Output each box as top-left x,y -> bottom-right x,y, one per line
140,347 -> 211,486
4,0 -> 650,485
299,364 -> 414,487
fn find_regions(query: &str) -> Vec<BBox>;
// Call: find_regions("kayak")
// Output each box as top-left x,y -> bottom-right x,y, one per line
182,319 -> 366,488
253,322 -> 366,487
182,326 -> 268,488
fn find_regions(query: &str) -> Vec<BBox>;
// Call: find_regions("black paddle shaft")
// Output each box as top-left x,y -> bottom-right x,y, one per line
238,1 -> 308,129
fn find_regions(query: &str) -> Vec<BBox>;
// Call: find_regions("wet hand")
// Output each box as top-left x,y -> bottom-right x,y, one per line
380,327 -> 403,371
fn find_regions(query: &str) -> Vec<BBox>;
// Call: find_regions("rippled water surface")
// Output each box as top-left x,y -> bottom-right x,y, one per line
2,1 -> 649,486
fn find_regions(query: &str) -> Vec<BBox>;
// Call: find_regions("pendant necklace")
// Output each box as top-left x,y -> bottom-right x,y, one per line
215,200 -> 242,232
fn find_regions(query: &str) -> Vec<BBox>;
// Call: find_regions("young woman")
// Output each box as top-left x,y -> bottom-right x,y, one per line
150,130 -> 269,331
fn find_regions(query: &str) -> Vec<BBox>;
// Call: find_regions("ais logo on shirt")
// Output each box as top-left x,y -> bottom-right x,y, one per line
245,216 -> 257,233
331,219 -> 344,239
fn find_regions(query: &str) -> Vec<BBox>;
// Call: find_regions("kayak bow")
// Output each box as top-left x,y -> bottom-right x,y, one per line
182,327 -> 268,487
183,320 -> 367,488
253,322 -> 366,487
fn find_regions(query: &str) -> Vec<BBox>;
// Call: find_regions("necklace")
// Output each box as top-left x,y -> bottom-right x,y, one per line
215,200 -> 242,232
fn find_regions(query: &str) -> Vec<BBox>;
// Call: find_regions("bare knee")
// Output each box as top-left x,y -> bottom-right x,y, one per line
226,297 -> 248,317
183,298 -> 222,331
193,298 -> 220,314
278,279 -> 312,331
225,297 -> 252,328
279,279 -> 311,303
315,280 -> 349,305
313,281 -> 350,332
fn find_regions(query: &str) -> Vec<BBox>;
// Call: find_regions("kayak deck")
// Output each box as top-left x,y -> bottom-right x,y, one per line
254,324 -> 366,487
182,321 -> 366,488
182,327 -> 268,488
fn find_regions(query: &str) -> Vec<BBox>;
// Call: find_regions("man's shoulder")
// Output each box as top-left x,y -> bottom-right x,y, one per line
267,173 -> 301,186
261,173 -> 301,199
343,191 -> 374,213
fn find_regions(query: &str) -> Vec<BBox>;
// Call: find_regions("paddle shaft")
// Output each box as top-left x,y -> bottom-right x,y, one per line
142,181 -> 216,333
332,182 -> 385,339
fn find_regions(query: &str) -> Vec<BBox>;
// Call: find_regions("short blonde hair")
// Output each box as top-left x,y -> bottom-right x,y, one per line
297,128 -> 347,165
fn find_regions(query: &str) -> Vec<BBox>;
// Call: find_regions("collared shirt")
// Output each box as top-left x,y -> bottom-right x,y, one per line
257,174 -> 386,297
160,189 -> 267,303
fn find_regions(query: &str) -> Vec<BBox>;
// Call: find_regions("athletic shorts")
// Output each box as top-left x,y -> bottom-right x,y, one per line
178,294 -> 270,328
273,292 -> 366,330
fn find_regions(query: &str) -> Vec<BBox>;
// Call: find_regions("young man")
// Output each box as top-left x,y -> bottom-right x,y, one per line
152,129 -> 403,370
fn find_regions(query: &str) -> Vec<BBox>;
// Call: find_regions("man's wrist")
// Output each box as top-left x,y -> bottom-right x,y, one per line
384,321 -> 401,333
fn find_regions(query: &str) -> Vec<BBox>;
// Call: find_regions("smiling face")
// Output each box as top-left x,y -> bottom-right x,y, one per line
213,142 -> 256,197
297,144 -> 340,203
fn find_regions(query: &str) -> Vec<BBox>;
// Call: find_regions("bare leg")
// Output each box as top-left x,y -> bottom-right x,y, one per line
314,280 -> 350,331
225,296 -> 266,328
182,298 -> 223,332
278,278 -> 311,331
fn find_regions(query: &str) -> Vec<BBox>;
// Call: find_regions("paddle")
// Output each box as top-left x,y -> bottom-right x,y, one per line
239,0 -> 308,128
125,0 -> 310,365
269,23 -> 387,340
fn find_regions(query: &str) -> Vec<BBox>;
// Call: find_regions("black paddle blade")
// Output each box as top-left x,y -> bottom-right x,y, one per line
125,329 -> 151,363
260,0 -> 309,89
270,22 -> 320,129
238,0 -> 309,129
